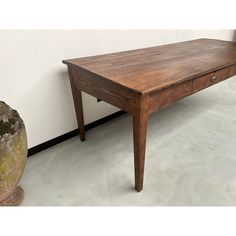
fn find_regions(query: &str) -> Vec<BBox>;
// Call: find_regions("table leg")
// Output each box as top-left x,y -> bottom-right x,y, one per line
133,96 -> 149,192
74,89 -> 85,141
68,69 -> 85,141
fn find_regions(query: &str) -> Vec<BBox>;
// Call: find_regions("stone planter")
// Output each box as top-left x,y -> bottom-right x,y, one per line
0,101 -> 27,206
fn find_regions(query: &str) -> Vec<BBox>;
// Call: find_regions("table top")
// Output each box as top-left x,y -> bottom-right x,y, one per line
63,38 -> 236,94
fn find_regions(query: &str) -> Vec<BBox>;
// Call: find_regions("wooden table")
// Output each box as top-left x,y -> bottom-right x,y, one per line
63,38 -> 236,192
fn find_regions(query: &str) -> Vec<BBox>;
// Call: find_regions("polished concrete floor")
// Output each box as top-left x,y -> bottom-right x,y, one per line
21,77 -> 236,206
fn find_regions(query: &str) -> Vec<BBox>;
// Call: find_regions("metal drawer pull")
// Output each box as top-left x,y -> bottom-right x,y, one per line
211,75 -> 217,81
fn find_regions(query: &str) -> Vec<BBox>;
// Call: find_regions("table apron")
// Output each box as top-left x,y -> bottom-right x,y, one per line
69,64 -> 236,116
149,64 -> 236,114
69,66 -> 138,113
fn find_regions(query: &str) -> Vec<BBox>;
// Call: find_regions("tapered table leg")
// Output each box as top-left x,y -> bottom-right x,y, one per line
133,96 -> 149,192
75,89 -> 85,141
68,69 -> 85,141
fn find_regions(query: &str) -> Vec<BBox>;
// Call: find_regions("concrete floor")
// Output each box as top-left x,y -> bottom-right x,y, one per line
21,77 -> 236,206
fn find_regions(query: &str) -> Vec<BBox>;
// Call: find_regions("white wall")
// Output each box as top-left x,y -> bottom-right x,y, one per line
0,30 -> 234,148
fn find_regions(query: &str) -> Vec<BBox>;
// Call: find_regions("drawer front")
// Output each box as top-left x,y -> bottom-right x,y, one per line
149,80 -> 193,114
192,72 -> 215,92
193,64 -> 236,93
215,64 -> 236,81
68,65 -> 137,113
149,64 -> 236,114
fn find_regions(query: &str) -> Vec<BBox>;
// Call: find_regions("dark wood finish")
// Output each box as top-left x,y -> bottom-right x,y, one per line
149,80 -> 193,113
0,186 -> 24,206
193,64 -> 236,93
133,95 -> 149,192
63,38 -> 236,192
68,65 -> 136,113
68,68 -> 85,141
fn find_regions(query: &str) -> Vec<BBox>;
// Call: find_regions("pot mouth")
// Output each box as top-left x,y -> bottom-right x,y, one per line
0,101 -> 24,142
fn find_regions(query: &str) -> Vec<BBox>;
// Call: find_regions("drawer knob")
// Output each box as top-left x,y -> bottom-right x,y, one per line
211,75 -> 217,81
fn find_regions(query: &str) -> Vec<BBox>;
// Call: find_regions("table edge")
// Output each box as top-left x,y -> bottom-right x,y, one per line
63,60 -> 236,95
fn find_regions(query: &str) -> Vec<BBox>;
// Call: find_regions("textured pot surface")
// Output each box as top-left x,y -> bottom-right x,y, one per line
0,101 -> 27,203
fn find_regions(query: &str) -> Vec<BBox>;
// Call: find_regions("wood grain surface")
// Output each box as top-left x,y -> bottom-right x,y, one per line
63,39 -> 236,94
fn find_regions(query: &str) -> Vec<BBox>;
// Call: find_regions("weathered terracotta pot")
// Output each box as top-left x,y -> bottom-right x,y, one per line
0,101 -> 27,206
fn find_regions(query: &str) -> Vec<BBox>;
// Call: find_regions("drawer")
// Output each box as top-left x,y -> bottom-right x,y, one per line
192,72 -> 215,92
149,64 -> 236,114
193,64 -> 236,93
149,80 -> 193,114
